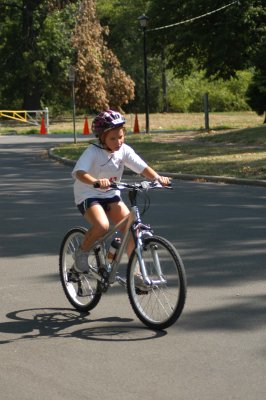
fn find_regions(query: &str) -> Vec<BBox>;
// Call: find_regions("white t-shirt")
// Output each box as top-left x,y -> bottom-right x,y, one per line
72,143 -> 147,205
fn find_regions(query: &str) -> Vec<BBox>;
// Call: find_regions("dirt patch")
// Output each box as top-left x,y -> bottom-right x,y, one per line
149,129 -> 240,144
149,130 -> 206,143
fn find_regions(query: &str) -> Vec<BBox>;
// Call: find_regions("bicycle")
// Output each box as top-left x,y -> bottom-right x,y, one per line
59,180 -> 187,330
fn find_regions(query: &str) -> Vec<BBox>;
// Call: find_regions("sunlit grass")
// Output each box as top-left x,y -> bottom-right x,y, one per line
52,125 -> 266,180
0,111 -> 263,134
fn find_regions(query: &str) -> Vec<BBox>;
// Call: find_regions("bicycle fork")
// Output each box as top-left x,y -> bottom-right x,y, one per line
136,241 -> 167,287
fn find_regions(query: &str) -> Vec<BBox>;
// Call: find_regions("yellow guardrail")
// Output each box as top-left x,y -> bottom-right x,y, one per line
0,110 -> 28,123
0,109 -> 49,131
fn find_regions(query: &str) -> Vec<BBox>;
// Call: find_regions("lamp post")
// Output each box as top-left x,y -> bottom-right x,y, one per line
68,65 -> 77,144
138,14 -> 150,134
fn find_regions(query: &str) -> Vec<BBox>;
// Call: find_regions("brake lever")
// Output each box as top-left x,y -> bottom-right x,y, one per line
164,184 -> 173,189
150,181 -> 173,189
141,181 -> 151,190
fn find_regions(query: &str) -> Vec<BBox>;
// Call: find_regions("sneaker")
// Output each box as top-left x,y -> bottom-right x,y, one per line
74,247 -> 90,273
134,274 -> 150,291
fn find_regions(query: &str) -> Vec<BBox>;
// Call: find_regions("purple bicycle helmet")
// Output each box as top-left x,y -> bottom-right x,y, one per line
92,110 -> 126,140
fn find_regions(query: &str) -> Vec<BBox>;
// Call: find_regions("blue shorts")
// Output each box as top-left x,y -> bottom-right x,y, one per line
77,196 -> 121,215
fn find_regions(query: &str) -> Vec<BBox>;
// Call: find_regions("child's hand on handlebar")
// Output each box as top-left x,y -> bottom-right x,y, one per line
94,178 -> 111,189
157,176 -> 171,186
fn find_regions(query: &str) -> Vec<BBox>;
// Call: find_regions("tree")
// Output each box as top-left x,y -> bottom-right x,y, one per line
96,0 -> 154,112
96,0 -> 265,113
0,0 -> 134,112
72,0 -> 135,112
246,35 -> 266,122
247,74 -> 266,123
147,1 -> 265,79
0,0 -> 77,110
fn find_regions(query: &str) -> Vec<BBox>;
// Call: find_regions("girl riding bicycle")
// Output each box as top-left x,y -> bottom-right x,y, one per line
72,109 -> 170,273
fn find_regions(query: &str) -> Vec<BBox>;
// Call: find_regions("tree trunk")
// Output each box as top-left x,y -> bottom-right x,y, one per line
161,49 -> 168,113
23,87 -> 42,110
21,0 -> 43,109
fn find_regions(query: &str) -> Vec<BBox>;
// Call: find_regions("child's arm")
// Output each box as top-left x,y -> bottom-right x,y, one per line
141,166 -> 170,186
75,170 -> 110,188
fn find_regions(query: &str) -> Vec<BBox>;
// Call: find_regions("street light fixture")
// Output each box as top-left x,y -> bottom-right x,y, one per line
138,14 -> 150,134
68,65 -> 77,144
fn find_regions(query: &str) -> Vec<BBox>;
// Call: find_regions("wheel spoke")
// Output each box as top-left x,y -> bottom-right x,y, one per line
127,235 -> 186,329
59,227 -> 102,312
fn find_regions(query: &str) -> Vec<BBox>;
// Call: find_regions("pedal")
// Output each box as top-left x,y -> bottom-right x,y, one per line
135,288 -> 149,295
67,268 -> 79,283
77,276 -> 93,297
116,276 -> 127,287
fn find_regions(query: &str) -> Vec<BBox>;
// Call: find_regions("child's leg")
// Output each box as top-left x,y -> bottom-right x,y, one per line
107,201 -> 135,257
81,204 -> 110,251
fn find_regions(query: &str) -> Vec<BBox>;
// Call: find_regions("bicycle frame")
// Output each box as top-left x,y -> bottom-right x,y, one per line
79,180 -> 173,290
100,208 -> 134,284
89,201 -> 152,287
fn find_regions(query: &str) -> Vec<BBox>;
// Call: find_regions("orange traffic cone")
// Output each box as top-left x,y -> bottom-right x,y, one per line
83,116 -> 90,135
40,116 -> 47,134
133,114 -> 140,133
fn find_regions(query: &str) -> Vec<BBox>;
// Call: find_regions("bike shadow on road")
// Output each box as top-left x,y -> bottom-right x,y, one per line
0,307 -> 167,345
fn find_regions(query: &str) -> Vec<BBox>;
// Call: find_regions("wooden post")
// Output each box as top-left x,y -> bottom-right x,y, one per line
204,92 -> 210,131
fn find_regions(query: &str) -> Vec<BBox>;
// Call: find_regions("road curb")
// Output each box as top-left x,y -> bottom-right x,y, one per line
48,148 -> 76,167
48,148 -> 266,189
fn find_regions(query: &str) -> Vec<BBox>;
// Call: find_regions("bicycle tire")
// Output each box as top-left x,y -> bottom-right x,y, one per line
59,227 -> 102,312
127,235 -> 186,330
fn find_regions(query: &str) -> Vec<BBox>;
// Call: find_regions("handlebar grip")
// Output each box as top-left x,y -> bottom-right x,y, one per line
93,181 -> 118,189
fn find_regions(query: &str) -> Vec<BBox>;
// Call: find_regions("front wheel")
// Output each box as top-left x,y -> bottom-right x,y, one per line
59,227 -> 102,312
127,235 -> 187,330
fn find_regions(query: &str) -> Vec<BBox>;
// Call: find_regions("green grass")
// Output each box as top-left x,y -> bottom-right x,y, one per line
52,125 -> 266,180
2,110 -> 265,179
200,125 -> 266,145
0,111 -> 263,135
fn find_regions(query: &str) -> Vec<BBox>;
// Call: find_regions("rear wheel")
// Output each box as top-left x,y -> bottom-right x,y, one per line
127,235 -> 186,330
59,227 -> 102,312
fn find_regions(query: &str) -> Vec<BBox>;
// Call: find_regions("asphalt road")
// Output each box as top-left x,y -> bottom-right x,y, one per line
1,134 -> 266,400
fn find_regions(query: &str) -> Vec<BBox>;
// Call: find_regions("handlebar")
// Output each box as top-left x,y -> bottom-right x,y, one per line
93,180 -> 173,191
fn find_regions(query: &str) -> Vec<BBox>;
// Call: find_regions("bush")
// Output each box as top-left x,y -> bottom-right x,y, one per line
167,70 -> 252,112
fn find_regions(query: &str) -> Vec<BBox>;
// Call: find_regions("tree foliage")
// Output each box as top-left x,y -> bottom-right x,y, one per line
72,0 -> 135,112
97,0 -> 265,115
0,0 -> 134,111
0,0 -> 265,115
96,0 -> 151,112
0,0 -> 77,109
147,0 -> 265,79
247,73 -> 266,122
246,6 -> 266,121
